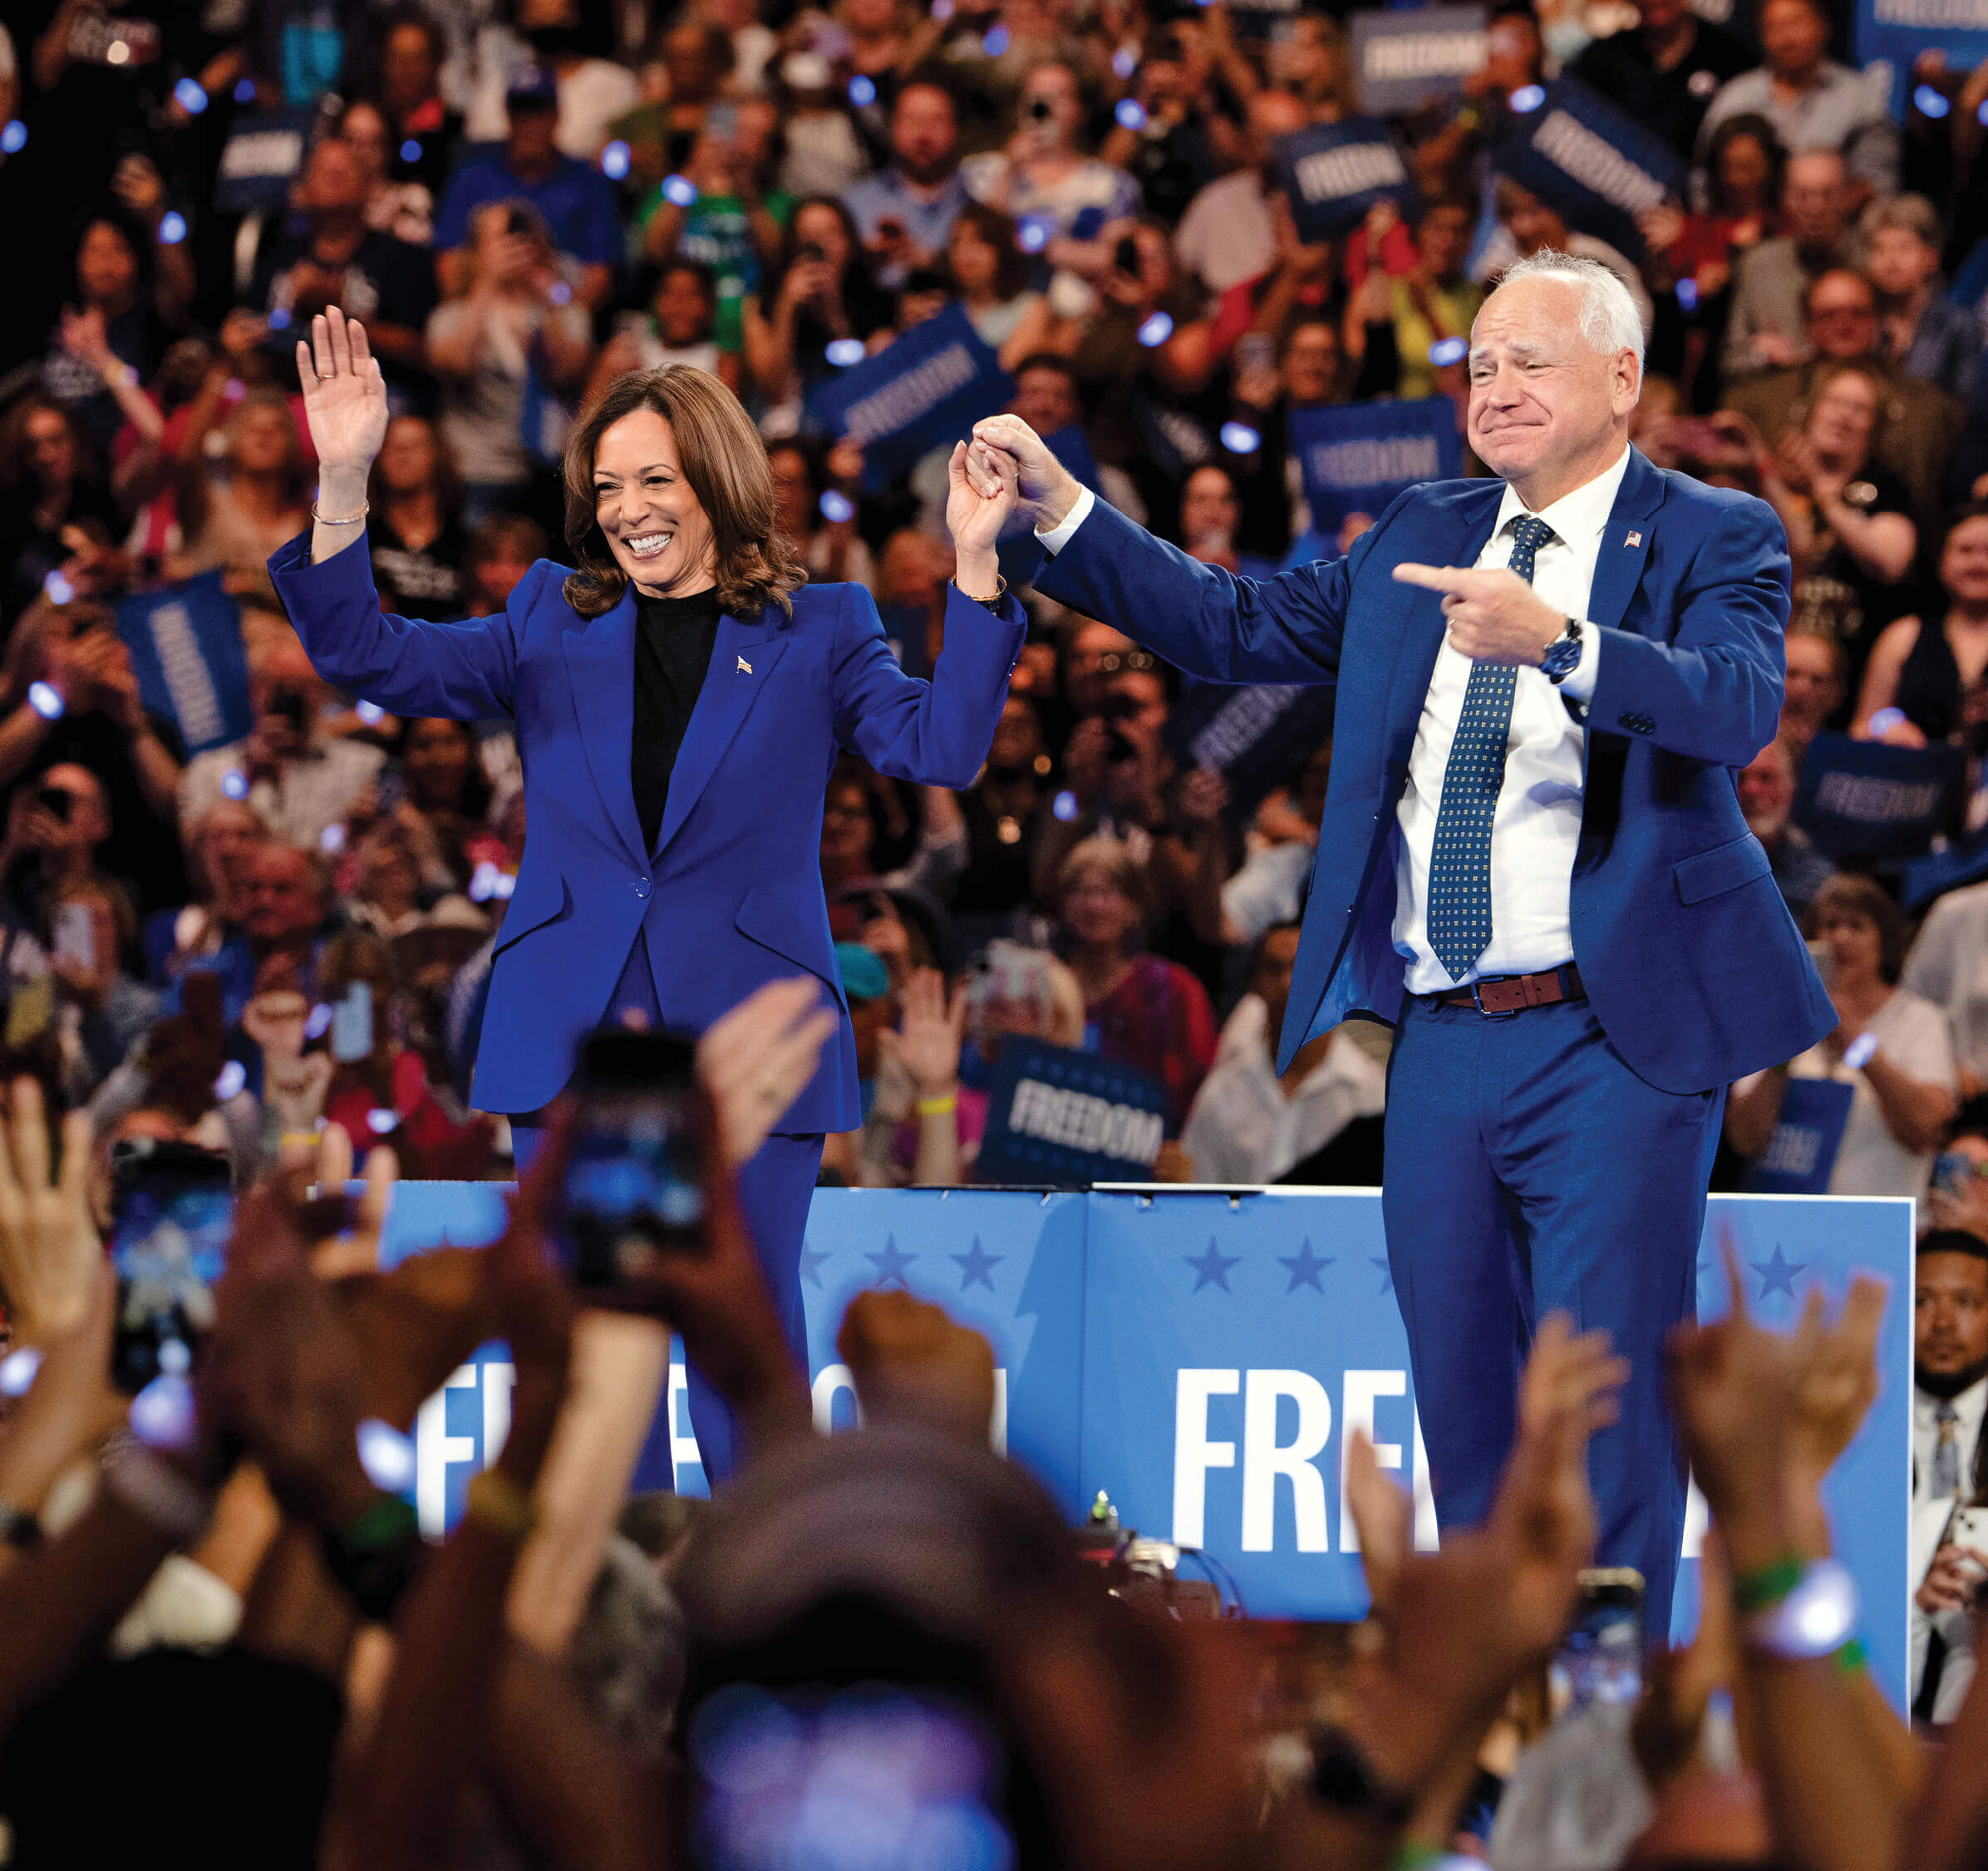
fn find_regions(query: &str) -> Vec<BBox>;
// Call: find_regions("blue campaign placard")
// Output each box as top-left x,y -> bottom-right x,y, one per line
1740,1080 -> 1855,1197
1274,118 -> 1419,244
212,110 -> 317,214
1852,1 -> 1952,120
116,573 -> 253,757
1794,731 -> 1966,860
1493,77 -> 1686,262
795,1188 -> 1089,1514
806,303 -> 1013,491
975,1040 -> 1168,1185
1347,7 -> 1490,115
1164,678 -> 1336,823
1292,398 -> 1461,531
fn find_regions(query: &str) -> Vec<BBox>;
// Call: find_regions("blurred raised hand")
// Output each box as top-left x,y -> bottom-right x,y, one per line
0,1079 -> 100,1348
696,977 -> 839,1170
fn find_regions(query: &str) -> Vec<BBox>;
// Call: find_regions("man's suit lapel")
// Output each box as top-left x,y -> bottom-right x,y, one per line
562,589 -> 647,870
654,610 -> 791,859
1588,447 -> 1666,635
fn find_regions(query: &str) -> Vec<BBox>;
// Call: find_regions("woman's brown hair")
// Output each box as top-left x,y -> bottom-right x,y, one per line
559,367 -> 807,622
1812,872 -> 1908,983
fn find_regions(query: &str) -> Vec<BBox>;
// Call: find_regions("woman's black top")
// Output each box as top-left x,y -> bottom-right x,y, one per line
632,587 -> 722,855
1897,609 -> 1970,746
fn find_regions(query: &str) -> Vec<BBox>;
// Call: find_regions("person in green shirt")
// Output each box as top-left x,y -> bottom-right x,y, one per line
636,108 -> 793,357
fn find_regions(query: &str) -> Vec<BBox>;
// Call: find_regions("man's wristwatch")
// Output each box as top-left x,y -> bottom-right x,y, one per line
1541,616 -> 1583,686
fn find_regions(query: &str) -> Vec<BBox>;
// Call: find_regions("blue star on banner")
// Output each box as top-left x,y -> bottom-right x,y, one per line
866,1235 -> 918,1288
800,1246 -> 831,1290
1279,1239 -> 1334,1293
1185,1238 -> 1242,1293
1750,1244 -> 1807,1300
952,1236 -> 1003,1293
1371,1257 -> 1394,1297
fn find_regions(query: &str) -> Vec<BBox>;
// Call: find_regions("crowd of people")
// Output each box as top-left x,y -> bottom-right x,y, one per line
7,0 -> 1988,1209
6,0 -> 1988,1204
7,0 -> 1988,1859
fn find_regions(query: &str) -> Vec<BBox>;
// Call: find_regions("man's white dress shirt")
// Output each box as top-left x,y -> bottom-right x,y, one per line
1038,447 -> 1627,994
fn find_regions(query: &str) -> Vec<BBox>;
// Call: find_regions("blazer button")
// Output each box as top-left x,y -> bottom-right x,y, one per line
633,878 -> 652,900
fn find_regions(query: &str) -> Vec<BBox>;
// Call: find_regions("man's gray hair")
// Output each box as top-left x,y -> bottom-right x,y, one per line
1493,249 -> 1645,374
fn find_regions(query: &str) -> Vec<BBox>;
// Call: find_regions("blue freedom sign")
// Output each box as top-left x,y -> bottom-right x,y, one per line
1853,0 -> 1958,119
1740,1079 -> 1855,1196
1494,77 -> 1685,261
807,303 -> 1013,491
1292,397 -> 1461,531
1274,118 -> 1419,244
975,1040 -> 1168,1186
1347,7 -> 1490,115
212,110 -> 316,214
116,572 -> 253,757
1165,677 -> 1336,822
1794,731 -> 1966,860
385,1184 -> 1912,1706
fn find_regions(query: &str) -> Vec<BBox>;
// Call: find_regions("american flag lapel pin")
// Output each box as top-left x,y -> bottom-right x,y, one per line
1625,529 -> 1642,548
737,654 -> 753,674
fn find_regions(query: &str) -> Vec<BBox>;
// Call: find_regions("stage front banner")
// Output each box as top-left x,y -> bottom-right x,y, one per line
379,1184 -> 1912,1706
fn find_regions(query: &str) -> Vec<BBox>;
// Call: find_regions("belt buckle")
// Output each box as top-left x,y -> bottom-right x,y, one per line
1469,978 -> 1518,1018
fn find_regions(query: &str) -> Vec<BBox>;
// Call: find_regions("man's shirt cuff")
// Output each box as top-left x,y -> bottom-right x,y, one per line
1035,485 -> 1096,555
1557,621 -> 1601,705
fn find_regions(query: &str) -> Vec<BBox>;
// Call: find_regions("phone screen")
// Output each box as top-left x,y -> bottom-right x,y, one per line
111,1151 -> 234,1397
331,981 -> 374,1062
686,1683 -> 1016,1871
560,1031 -> 706,1295
1552,1572 -> 1643,1713
52,901 -> 95,972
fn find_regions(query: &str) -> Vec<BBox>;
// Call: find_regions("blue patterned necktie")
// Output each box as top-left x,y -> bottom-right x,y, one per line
1426,513 -> 1556,982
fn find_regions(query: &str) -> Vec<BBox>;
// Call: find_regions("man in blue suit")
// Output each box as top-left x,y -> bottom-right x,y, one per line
973,249 -> 1833,1613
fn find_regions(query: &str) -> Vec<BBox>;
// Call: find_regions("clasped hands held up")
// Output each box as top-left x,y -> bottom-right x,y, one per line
964,412 -> 1568,668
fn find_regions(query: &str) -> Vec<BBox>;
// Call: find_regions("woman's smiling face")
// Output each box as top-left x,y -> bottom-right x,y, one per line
590,407 -> 718,597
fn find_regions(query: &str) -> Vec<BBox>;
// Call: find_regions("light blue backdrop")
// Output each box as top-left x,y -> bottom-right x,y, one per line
375,1185 -> 1912,1706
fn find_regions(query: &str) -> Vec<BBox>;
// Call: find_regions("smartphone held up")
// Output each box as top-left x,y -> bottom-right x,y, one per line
109,1138 -> 235,1446
557,1028 -> 711,1306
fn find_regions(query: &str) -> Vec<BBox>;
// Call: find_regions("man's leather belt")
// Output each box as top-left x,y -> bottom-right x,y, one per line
1431,963 -> 1585,1016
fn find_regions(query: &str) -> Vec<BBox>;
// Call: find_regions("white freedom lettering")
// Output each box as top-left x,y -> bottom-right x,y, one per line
842,343 -> 977,443
1532,109 -> 1666,214
1306,435 -> 1440,487
1007,1077 -> 1164,1165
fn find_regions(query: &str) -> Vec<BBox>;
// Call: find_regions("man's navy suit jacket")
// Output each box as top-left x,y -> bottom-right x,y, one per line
271,534 -> 1023,1123
1032,448 -> 1833,1095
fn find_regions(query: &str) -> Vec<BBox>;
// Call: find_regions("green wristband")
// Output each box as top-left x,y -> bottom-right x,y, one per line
1387,1845 -> 1447,1871
1732,1553 -> 1805,1614
1833,1636 -> 1868,1675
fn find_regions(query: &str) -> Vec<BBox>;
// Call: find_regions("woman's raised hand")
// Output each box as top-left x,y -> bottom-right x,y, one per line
297,306 -> 388,478
945,436 -> 1017,576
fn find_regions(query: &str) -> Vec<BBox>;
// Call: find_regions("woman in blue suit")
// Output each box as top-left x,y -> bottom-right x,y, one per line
271,308 -> 1025,1479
